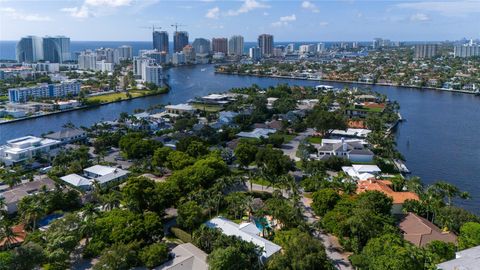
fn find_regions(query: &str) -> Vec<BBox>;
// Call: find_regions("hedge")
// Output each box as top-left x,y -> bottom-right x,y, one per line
170,227 -> 192,243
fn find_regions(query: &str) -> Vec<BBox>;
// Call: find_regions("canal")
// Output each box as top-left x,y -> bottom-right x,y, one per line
1,64 -> 479,213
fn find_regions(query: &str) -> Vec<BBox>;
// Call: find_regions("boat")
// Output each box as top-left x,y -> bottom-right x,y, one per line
200,68 -> 206,72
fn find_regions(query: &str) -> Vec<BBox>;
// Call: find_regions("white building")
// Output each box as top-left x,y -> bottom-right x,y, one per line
316,138 -> 374,163
8,80 -> 81,103
0,136 -> 61,165
144,65 -> 164,86
317,43 -> 326,53
286,43 -> 295,53
437,245 -> 480,270
78,51 -> 97,70
206,217 -> 281,260
172,52 -> 186,65
454,41 -> 480,58
133,57 -> 155,77
342,164 -> 382,181
61,165 -> 129,190
95,60 -> 114,72
237,128 -> 276,139
299,44 -> 316,54
249,47 -> 261,61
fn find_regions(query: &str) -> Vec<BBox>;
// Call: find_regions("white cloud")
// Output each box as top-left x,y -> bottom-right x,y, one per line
272,14 -> 296,27
396,1 -> 480,17
205,7 -> 220,19
319,21 -> 329,26
227,0 -> 270,16
61,0 -> 133,18
410,13 -> 430,21
0,7 -> 52,21
301,1 -> 319,13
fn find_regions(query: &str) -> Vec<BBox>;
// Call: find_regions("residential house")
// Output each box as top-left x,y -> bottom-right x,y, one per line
205,217 -> 281,260
356,179 -> 419,214
164,104 -> 195,116
342,164 -> 382,180
44,128 -> 87,145
317,138 -> 374,162
437,245 -> 480,270
0,224 -> 27,249
210,111 -> 238,129
0,136 -> 61,165
0,176 -> 56,213
156,243 -> 208,270
330,128 -> 371,139
60,165 -> 129,190
237,128 -> 276,139
398,212 -> 457,247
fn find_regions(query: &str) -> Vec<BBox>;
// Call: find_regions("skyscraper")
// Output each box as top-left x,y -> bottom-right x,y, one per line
153,31 -> 169,53
454,41 -> 480,58
249,47 -> 261,61
258,34 -> 274,57
173,31 -> 189,53
228,35 -> 244,56
43,36 -> 71,63
212,38 -> 228,54
118,45 -> 133,60
78,51 -> 97,70
192,38 -> 211,55
145,65 -> 164,86
16,36 -> 44,63
414,44 -> 439,59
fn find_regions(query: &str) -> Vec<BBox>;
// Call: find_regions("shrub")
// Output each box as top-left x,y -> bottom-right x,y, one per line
139,243 -> 169,268
170,227 -> 192,243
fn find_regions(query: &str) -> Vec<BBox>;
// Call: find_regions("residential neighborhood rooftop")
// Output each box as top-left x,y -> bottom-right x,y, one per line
399,212 -> 457,247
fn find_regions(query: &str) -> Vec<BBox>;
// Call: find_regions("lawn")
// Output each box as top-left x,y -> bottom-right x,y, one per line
307,136 -> 323,144
86,91 -> 148,103
280,133 -> 297,143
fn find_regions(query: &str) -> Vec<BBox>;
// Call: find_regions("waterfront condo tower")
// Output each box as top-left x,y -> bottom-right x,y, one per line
228,35 -> 244,56
212,38 -> 228,54
16,36 -> 44,63
258,34 -> 274,57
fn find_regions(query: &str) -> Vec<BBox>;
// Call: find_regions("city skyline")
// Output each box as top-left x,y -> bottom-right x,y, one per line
1,0 -> 480,42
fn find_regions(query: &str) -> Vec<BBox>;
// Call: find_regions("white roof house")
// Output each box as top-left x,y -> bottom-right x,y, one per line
0,136 -> 61,165
330,128 -> 372,138
156,243 -> 208,270
60,165 -> 129,190
437,245 -> 480,270
164,104 -> 195,116
205,217 -> 281,260
237,128 -> 276,139
342,164 -> 381,181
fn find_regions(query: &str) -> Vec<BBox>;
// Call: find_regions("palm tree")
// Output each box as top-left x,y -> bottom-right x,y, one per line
20,202 -> 45,231
0,220 -> 19,250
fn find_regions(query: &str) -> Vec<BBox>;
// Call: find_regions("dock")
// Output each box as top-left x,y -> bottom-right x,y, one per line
394,159 -> 410,174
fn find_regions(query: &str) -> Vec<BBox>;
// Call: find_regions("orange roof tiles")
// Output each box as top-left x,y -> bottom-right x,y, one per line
356,179 -> 419,204
347,120 -> 366,129
0,224 -> 27,248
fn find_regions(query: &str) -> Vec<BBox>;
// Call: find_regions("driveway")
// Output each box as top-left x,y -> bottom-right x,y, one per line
280,128 -> 315,161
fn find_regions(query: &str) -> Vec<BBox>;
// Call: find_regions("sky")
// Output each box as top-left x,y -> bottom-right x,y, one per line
0,0 -> 479,42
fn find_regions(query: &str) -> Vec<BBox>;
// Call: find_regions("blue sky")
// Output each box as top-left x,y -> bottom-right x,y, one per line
0,0 -> 479,41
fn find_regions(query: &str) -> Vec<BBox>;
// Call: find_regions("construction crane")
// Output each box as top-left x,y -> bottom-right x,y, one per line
139,25 -> 162,33
171,23 -> 187,32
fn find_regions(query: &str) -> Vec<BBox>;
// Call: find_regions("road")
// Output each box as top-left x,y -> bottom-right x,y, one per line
280,128 -> 315,161
247,181 -> 353,270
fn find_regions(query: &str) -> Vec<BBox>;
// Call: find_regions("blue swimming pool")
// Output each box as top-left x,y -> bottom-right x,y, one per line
38,213 -> 64,227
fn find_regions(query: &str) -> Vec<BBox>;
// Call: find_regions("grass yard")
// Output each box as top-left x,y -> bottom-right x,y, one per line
86,90 -> 148,103
307,136 -> 323,144
280,133 -> 297,143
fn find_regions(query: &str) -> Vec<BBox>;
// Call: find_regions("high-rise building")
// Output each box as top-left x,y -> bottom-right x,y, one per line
414,44 -> 439,59
153,31 -> 169,53
94,48 -> 120,64
133,57 -> 155,77
182,45 -> 196,63
144,65 -> 164,86
299,44 -> 316,54
16,36 -> 44,63
317,43 -> 325,53
192,38 -> 211,55
286,43 -> 295,54
454,41 -> 480,58
212,38 -> 228,54
173,31 -> 189,53
172,52 -> 186,65
249,47 -> 261,61
42,36 -> 71,63
118,45 -> 133,60
228,35 -> 244,56
258,34 -> 274,57
78,51 -> 97,70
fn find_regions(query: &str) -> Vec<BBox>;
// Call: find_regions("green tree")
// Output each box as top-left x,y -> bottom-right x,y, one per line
424,240 -> 456,267
185,141 -> 209,158
307,109 -> 346,136
234,140 -> 258,169
0,251 -> 14,270
458,222 -> 480,250
139,242 -> 168,268
311,188 -> 341,217
209,246 -> 250,270
166,151 -> 195,171
177,201 -> 203,234
268,230 -> 334,270
121,177 -> 163,214
93,242 -> 140,270
152,146 -> 173,168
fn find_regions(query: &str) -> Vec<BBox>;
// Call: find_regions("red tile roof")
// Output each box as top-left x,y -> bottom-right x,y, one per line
356,179 -> 419,204
399,212 -> 457,247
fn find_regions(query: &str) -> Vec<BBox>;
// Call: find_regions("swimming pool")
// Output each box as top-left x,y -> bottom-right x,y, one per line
38,213 -> 64,227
